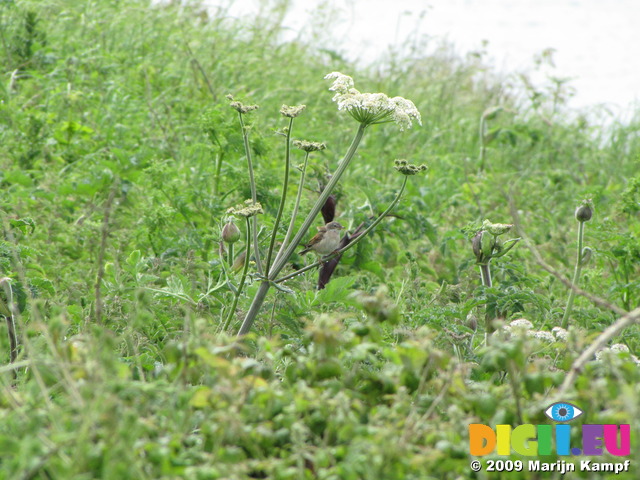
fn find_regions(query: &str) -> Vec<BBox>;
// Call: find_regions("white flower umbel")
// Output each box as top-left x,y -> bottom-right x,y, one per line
595,343 -> 640,365
324,72 -> 422,130
552,326 -> 569,341
509,318 -> 533,330
529,330 -> 555,342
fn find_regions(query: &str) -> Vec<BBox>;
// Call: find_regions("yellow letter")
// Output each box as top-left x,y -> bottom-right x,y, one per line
496,425 -> 511,455
512,424 -> 537,455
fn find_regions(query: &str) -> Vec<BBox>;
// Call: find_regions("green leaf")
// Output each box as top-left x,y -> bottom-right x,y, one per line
312,276 -> 356,306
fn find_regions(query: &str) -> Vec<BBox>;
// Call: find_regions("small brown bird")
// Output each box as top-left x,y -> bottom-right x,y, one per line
300,221 -> 344,255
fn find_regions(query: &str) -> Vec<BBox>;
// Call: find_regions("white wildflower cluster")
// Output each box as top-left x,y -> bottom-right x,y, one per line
499,319 -> 567,343
324,72 -> 422,131
552,326 -> 569,341
595,344 -> 640,365
508,319 -> 533,330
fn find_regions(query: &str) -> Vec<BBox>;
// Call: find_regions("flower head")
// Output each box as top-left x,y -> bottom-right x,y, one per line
529,330 -> 555,342
394,159 -> 428,175
324,72 -> 421,130
552,326 -> 569,341
280,104 -> 306,118
325,72 -> 355,94
226,94 -> 259,114
227,200 -> 264,218
293,140 -> 326,152
507,319 -> 533,330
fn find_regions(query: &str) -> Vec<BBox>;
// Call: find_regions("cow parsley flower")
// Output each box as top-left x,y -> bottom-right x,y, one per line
552,327 -> 569,341
227,200 -> 264,218
280,104 -> 306,118
529,330 -> 555,342
324,72 -> 422,130
509,318 -> 533,330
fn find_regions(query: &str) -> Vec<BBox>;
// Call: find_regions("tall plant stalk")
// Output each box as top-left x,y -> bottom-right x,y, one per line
221,217 -> 252,332
229,72 -> 422,335
273,149 -> 311,267
471,221 -> 520,344
265,117 -> 294,275
561,201 -> 593,328
237,123 -> 367,336
237,111 -> 263,277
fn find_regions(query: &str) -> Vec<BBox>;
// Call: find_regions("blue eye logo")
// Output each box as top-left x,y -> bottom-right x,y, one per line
545,402 -> 583,422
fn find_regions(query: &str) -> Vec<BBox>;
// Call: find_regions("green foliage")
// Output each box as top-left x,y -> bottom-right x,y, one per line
0,0 -> 639,478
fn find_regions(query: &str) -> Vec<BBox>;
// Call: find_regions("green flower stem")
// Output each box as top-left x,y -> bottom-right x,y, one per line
221,217 -> 252,332
561,220 -> 585,329
227,243 -> 234,267
265,117 -> 294,275
478,114 -> 487,172
479,263 -> 492,288
273,150 -> 310,267
237,122 -> 367,336
276,175 -> 408,284
214,151 -> 224,196
238,112 -> 263,276
479,262 -> 493,343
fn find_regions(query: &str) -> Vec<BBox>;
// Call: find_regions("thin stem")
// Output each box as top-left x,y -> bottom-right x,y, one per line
273,150 -> 310,266
1,289 -> 18,380
221,217 -> 252,332
238,112 -> 263,276
238,123 -> 367,336
479,262 -> 493,344
265,117 -> 294,275
95,183 -> 118,325
214,151 -> 223,196
509,198 -> 625,316
561,220 -> 585,329
506,360 -> 523,424
227,243 -> 234,267
478,114 -> 487,172
276,176 -> 408,284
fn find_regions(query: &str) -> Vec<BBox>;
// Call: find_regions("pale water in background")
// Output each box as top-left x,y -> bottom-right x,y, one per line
205,0 -> 640,120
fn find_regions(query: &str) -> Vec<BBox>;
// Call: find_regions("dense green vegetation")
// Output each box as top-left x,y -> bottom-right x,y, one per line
1,0 -> 639,478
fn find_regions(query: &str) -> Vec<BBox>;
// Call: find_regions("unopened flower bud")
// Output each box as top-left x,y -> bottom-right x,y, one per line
480,231 -> 495,259
222,221 -> 241,244
482,220 -> 513,236
472,231 -> 493,264
575,203 -> 593,222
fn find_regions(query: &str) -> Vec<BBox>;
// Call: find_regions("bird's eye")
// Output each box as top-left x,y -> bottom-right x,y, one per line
544,402 -> 583,422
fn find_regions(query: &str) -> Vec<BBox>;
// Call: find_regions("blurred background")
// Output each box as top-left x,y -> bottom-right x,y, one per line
205,0 -> 640,118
